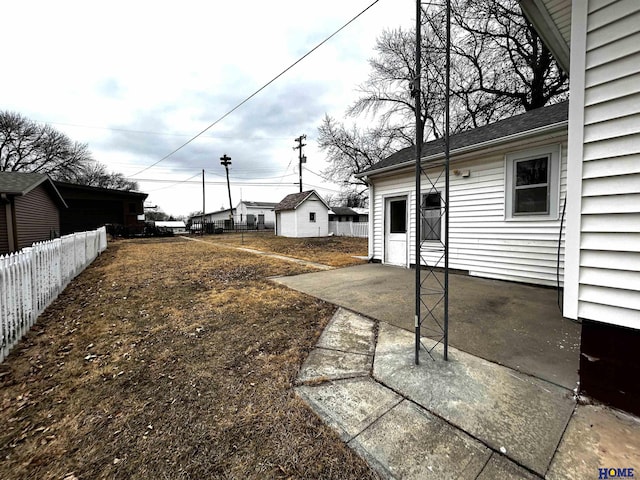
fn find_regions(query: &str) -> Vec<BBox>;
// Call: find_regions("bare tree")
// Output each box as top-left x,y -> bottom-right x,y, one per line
317,115 -> 401,189
0,111 -> 93,176
1,110 -> 138,191
318,0 -> 568,195
57,161 -> 139,191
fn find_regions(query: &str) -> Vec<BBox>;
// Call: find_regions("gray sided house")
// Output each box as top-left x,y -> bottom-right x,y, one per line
359,101 -> 569,286
274,190 -> 330,238
0,172 -> 67,255
329,206 -> 360,223
519,0 -> 640,415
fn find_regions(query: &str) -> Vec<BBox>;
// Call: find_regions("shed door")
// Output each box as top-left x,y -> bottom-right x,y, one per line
385,196 -> 408,266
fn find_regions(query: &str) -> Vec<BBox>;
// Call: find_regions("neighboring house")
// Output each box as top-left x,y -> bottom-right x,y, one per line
54,182 -> 148,236
274,190 -> 330,238
235,200 -> 277,227
519,0 -> 640,414
0,172 -> 67,255
358,101 -> 569,286
328,206 -> 360,222
189,208 -> 236,228
351,207 -> 369,223
154,221 -> 187,234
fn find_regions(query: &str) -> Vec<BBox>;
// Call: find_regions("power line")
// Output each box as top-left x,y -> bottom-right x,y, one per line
129,0 -> 382,178
146,172 -> 202,192
132,178 -> 298,187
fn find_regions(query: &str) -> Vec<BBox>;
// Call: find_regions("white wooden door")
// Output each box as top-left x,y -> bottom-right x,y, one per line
385,196 -> 408,266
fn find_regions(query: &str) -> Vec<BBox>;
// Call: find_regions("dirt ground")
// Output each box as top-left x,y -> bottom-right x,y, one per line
0,235 -> 375,479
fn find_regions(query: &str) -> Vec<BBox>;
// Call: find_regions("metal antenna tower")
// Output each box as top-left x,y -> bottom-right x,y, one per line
414,0 -> 451,363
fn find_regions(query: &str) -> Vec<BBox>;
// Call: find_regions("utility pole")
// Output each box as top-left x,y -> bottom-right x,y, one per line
293,134 -> 306,193
202,169 -> 205,235
220,154 -> 233,222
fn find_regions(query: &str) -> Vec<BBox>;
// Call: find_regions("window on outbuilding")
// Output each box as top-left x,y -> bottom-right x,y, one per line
309,212 -> 316,222
421,192 -> 441,240
505,145 -> 561,220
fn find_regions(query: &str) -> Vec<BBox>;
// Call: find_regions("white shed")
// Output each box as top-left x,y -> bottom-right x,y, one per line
274,190 -> 330,238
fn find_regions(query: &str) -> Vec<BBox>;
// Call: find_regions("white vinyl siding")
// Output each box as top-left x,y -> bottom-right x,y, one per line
370,134 -> 568,286
565,0 -> 640,328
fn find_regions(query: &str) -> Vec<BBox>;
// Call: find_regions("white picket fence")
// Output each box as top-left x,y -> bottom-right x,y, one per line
328,221 -> 368,238
0,227 -> 107,363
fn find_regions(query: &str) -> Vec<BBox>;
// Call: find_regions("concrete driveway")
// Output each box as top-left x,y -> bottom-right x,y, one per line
273,263 -> 580,389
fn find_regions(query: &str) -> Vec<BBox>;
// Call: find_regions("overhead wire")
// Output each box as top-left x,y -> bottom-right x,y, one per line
129,0 -> 382,178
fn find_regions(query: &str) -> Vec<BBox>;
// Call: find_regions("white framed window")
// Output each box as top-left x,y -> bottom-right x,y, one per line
309,212 -> 316,222
505,144 -> 561,220
421,192 -> 441,240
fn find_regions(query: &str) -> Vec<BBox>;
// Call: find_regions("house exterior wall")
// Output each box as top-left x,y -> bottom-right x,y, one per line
236,203 -> 275,224
205,210 -> 234,222
294,197 -> 328,237
13,185 -> 61,250
55,183 -> 146,235
369,132 -> 568,286
278,210 -> 297,237
564,0 -> 640,328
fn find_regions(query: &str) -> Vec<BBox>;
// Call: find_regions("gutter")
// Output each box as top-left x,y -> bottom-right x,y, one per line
355,120 -> 568,179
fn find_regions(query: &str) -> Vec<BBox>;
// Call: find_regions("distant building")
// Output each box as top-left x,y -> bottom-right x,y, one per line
274,190 -> 330,238
154,221 -> 187,234
54,181 -> 148,236
236,200 -> 277,227
328,206 -> 360,223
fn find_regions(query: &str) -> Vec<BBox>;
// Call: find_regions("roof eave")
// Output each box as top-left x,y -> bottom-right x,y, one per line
519,0 -> 571,74
357,120 -> 568,179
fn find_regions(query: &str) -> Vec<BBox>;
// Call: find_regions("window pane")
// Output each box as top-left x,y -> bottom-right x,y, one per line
516,157 -> 548,186
421,193 -> 441,240
515,186 -> 548,213
390,200 -> 406,233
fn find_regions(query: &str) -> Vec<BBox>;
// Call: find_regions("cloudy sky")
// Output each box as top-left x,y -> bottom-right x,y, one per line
2,0 -> 415,217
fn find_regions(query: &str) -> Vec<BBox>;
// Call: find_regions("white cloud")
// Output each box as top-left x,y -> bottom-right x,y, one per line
1,0 -> 414,215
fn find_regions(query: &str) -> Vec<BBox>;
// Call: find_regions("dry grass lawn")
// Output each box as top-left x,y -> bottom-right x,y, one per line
0,236 -> 377,479
202,232 -> 368,267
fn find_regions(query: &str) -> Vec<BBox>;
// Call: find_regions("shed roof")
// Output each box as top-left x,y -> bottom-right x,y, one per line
240,201 -> 278,209
359,101 -> 568,177
54,181 -> 148,199
0,172 -> 67,207
274,190 -> 329,212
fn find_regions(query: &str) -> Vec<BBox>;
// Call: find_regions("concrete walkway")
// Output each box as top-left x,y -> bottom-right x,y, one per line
275,263 -> 580,390
296,308 -> 640,479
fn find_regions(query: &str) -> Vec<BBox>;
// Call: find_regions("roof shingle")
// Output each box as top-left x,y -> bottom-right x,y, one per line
360,101 -> 568,176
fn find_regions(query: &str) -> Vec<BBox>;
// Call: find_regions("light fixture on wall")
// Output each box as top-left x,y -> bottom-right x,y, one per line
453,169 -> 471,177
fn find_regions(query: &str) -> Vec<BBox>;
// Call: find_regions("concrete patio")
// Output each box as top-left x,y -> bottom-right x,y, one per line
274,263 -> 580,389
294,308 -> 640,479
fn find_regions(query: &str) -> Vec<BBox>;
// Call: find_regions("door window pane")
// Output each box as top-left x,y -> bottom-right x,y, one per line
389,200 -> 406,233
